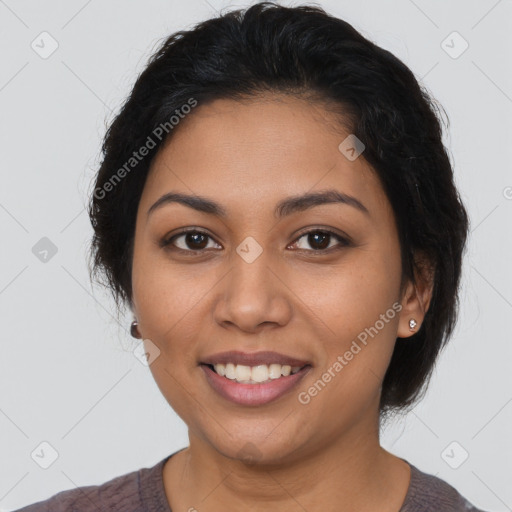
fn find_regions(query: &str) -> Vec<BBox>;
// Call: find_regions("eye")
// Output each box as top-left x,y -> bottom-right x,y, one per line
161,229 -> 221,253
160,227 -> 351,255
289,229 -> 351,252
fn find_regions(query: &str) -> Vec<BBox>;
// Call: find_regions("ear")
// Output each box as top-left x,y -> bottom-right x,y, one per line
397,251 -> 435,338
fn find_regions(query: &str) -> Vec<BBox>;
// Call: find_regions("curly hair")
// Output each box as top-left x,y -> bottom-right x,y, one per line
87,1 -> 470,416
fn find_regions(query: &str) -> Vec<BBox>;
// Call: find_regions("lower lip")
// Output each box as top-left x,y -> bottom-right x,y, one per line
200,364 -> 311,406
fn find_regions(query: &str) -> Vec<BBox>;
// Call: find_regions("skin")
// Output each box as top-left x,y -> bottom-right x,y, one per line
130,93 -> 433,511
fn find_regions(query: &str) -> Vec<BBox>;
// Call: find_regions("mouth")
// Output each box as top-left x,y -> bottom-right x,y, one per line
202,362 -> 307,383
199,360 -> 312,406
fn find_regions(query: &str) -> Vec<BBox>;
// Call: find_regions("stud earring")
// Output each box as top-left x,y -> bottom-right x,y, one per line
409,319 -> 417,331
130,320 -> 142,339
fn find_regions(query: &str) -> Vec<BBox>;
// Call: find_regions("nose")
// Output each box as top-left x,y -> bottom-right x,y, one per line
212,247 -> 293,333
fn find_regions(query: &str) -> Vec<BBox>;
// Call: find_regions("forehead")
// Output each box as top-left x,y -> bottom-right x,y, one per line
141,94 -> 387,218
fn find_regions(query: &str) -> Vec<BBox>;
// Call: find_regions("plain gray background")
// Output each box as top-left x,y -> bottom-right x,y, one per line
0,1 -> 511,510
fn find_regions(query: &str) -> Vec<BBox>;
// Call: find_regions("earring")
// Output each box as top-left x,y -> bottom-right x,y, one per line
130,320 -> 141,339
409,319 -> 417,331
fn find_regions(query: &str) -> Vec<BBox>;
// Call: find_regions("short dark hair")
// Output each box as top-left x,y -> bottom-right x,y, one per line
87,1 -> 470,416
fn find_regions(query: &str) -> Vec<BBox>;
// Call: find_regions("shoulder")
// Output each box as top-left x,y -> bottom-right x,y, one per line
11,456 -> 170,512
401,461 -> 489,512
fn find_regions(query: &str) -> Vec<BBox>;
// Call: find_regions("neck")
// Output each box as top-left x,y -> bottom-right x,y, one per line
163,414 -> 410,511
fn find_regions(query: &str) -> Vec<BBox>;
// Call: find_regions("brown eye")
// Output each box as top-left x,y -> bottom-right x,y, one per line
291,229 -> 351,252
181,232 -> 209,250
162,230 -> 221,252
161,227 -> 351,255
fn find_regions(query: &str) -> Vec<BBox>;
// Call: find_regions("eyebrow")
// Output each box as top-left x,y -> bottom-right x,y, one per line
146,189 -> 370,220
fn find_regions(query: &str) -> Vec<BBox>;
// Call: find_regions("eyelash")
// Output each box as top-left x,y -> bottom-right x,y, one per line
160,227 -> 352,255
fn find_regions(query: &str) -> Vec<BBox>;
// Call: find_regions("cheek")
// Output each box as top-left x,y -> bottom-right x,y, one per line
296,246 -> 401,390
132,244 -> 207,334
292,244 -> 400,332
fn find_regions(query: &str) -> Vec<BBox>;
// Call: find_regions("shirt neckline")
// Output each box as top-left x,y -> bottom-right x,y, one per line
139,449 -> 184,512
141,450 -> 419,512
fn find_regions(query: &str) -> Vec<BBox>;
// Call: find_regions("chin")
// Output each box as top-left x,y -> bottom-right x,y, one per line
207,434 -> 305,467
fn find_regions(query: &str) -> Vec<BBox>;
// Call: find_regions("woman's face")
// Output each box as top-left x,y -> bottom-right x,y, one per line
131,94 -> 415,463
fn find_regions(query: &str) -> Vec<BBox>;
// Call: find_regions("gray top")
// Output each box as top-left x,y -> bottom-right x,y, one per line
12,450 -> 488,511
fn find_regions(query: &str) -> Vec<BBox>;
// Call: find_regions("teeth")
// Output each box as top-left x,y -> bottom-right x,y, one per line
215,363 -> 226,377
251,364 -> 268,383
211,363 -> 303,383
225,363 -> 236,379
268,364 -> 282,379
235,364 -> 252,381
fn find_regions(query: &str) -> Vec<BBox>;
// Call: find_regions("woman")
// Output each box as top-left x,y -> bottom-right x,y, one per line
15,2 -> 488,511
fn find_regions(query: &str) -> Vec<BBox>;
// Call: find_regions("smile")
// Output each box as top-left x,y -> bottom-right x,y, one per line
210,362 -> 303,383
200,363 -> 312,406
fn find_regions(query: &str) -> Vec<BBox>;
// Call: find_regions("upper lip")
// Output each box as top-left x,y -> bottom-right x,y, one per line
200,350 -> 311,367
